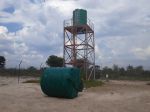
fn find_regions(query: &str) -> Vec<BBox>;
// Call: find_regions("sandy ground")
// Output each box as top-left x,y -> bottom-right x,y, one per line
0,76 -> 150,112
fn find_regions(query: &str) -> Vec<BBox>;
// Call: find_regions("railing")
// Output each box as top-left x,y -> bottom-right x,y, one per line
64,19 -> 73,27
64,18 -> 94,31
87,18 -> 94,31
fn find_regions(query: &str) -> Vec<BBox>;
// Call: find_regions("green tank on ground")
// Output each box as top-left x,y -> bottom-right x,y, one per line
40,67 -> 83,99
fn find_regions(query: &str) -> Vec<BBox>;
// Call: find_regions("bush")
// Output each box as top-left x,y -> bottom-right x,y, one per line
83,80 -> 103,88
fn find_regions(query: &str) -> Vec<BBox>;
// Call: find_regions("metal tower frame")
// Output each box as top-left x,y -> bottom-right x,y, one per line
63,19 -> 95,80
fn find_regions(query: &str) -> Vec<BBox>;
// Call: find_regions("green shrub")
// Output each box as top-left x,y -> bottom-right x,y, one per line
83,80 -> 103,88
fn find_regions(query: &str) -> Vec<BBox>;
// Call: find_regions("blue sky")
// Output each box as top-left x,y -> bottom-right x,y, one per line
0,0 -> 150,69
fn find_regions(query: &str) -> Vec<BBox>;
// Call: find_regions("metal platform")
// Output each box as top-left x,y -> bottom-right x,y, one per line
63,18 -> 95,80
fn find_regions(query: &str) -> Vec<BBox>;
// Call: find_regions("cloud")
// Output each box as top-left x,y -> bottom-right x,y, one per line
0,0 -> 150,69
2,5 -> 15,14
132,46 -> 150,60
0,0 -> 65,68
0,26 -> 8,34
0,22 -> 23,32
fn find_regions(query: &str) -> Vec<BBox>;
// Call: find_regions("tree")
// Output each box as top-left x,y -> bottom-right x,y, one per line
46,55 -> 63,67
127,65 -> 134,71
0,56 -> 6,68
119,67 -> 125,76
102,66 -> 113,74
27,66 -> 37,71
135,65 -> 144,75
113,64 -> 119,73
135,66 -> 143,72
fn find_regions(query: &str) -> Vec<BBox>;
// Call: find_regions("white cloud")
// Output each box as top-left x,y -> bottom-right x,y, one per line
46,0 -> 77,17
0,0 -> 64,68
0,0 -> 150,69
0,26 -> 8,34
132,46 -> 150,60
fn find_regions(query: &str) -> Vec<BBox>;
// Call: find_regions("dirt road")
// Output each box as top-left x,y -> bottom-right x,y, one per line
0,77 -> 150,112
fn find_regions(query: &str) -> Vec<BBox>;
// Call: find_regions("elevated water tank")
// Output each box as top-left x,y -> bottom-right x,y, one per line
73,9 -> 87,26
40,67 -> 83,99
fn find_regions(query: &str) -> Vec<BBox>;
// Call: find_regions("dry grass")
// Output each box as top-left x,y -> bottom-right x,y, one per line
23,79 -> 40,83
23,79 -> 104,89
84,80 -> 104,88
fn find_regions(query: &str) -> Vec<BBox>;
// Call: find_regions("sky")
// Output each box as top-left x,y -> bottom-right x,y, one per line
0,0 -> 150,69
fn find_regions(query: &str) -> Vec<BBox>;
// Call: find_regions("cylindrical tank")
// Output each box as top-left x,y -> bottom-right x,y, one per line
73,9 -> 87,26
40,67 -> 83,99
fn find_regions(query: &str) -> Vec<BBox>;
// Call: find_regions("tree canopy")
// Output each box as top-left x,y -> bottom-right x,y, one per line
0,56 -> 6,68
27,66 -> 37,71
94,64 -> 150,80
46,55 -> 63,67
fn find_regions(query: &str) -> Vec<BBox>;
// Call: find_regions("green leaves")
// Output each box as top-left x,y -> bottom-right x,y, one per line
46,55 -> 63,67
0,56 -> 6,68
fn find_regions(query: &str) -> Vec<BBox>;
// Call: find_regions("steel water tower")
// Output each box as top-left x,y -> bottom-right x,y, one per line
63,9 -> 95,80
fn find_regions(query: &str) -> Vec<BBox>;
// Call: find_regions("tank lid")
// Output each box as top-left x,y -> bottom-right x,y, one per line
73,9 -> 87,11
